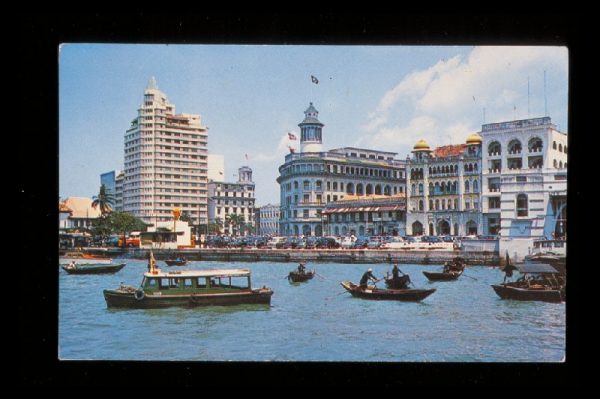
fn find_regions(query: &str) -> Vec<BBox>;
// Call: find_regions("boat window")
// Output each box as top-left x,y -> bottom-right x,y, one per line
196,277 -> 208,288
228,276 -> 250,289
183,278 -> 193,288
146,278 -> 158,288
170,278 -> 180,288
159,278 -> 171,289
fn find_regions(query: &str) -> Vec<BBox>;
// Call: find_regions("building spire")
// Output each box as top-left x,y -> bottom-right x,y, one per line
147,76 -> 158,90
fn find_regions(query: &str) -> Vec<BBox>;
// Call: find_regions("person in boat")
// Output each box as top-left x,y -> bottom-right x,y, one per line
443,261 -> 451,274
392,264 -> 400,279
359,268 -> 378,290
68,260 -> 76,269
297,262 -> 306,274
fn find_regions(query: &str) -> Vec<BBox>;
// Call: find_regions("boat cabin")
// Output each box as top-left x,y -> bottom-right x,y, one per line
140,269 -> 253,295
512,263 -> 565,289
530,239 -> 566,256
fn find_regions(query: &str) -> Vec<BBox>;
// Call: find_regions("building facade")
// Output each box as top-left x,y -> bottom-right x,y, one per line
100,170 -> 124,212
58,197 -> 101,230
208,166 -> 256,236
479,117 -> 567,257
122,77 -> 209,225
258,204 -> 280,236
323,194 -> 406,236
277,103 -> 406,237
406,135 -> 483,237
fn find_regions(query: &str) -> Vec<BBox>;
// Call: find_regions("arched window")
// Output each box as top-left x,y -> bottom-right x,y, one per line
473,180 -> 479,193
559,161 -> 563,168
342,226 -> 348,235
447,200 -> 452,210
454,199 -> 458,209
434,182 -> 440,195
466,220 -> 478,235
303,180 -> 310,190
384,185 -> 391,195
293,225 -> 299,236
564,145 -> 567,153
447,181 -> 452,194
552,141 -> 557,150
429,167 -> 433,175
411,184 -> 416,195
564,162 -> 567,168
435,199 -> 439,210
419,184 -> 424,195
441,182 -> 446,193
488,141 -> 502,155
429,199 -> 433,210
419,200 -> 424,211
366,184 -> 373,195
464,180 -> 470,193
528,137 -> 543,152
346,182 -> 354,195
516,194 -> 528,217
334,226 -> 339,235
558,143 -> 563,152
375,185 -> 382,195
508,139 -> 522,154
356,184 -> 364,196
294,181 -> 298,189
474,163 -> 478,171
412,221 -> 423,236
428,183 -> 433,195
441,199 -> 446,210
553,159 -> 557,168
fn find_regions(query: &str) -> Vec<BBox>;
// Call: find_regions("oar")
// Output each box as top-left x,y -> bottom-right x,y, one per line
462,273 -> 478,281
314,271 -> 326,280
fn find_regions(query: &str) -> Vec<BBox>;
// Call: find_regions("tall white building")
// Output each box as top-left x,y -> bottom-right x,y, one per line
480,117 -> 567,257
208,166 -> 256,236
122,77 -> 209,225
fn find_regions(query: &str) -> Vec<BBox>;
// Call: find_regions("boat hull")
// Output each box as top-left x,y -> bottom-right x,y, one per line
491,284 -> 563,303
340,281 -> 435,301
288,271 -> 315,283
103,288 -> 273,308
165,260 -> 187,266
422,271 -> 462,281
59,257 -> 113,265
62,263 -> 126,275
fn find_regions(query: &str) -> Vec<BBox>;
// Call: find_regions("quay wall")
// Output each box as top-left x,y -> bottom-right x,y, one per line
90,248 -> 500,265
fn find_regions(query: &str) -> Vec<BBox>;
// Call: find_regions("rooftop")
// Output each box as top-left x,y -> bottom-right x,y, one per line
60,197 -> 101,219
432,144 -> 467,158
144,268 -> 251,278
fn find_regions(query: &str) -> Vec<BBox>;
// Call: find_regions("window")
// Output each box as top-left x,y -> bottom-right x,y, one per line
303,210 -> 309,218
473,180 -> 479,193
303,180 -> 310,190
488,141 -> 501,155
419,200 -> 424,211
516,194 -> 528,217
489,197 -> 501,209
464,180 -> 470,193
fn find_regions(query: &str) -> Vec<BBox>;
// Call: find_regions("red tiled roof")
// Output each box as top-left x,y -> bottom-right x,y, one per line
432,144 -> 466,158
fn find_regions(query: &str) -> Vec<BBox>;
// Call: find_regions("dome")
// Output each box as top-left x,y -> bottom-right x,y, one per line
413,139 -> 431,150
466,133 -> 482,145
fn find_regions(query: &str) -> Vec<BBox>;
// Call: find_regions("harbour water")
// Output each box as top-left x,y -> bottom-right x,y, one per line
59,260 -> 565,362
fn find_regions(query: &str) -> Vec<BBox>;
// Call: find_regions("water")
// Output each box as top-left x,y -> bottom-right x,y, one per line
59,261 -> 565,361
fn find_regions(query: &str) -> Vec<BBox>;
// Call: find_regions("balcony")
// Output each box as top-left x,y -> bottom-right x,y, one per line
487,151 -> 501,157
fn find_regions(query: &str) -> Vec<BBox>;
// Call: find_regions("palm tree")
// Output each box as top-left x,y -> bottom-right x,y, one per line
225,214 -> 245,236
91,184 -> 115,217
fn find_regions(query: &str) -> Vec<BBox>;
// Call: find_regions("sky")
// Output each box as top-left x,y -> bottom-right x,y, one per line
59,45 -> 568,206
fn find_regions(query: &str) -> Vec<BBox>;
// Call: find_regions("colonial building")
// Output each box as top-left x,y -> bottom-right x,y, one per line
258,204 -> 280,236
277,103 -> 406,236
122,77 -> 209,225
323,194 -> 406,236
208,166 -> 256,236
406,134 -> 483,237
479,117 -> 567,257
58,197 -> 101,230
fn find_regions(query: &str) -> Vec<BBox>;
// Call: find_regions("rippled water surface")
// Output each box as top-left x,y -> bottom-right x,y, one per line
59,260 -> 565,361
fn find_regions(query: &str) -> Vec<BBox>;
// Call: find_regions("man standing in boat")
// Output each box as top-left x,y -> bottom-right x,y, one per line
297,262 -> 306,274
360,268 -> 378,290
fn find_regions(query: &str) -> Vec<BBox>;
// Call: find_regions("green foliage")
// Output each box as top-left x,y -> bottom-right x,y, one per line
91,184 -> 115,216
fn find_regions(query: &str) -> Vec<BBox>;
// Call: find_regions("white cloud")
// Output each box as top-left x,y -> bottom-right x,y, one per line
363,46 -> 568,155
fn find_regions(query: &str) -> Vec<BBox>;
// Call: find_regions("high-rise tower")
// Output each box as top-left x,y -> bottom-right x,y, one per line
122,77 -> 209,225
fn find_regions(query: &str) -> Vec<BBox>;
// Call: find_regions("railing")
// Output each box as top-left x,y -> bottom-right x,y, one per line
487,151 -> 501,157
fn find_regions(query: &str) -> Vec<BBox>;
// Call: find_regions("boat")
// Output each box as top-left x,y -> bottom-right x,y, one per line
422,270 -> 463,281
491,263 -> 565,303
61,262 -> 126,275
165,257 -> 188,266
340,281 -> 435,302
288,270 -> 315,283
524,239 -> 566,275
422,257 -> 466,281
59,251 -> 113,265
104,268 -> 273,308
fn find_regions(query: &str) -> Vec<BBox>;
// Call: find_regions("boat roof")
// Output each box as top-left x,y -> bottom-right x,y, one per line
144,268 -> 251,278
516,263 -> 559,274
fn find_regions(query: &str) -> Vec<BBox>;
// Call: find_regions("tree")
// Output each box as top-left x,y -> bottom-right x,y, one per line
91,184 -> 115,217
225,214 -> 245,236
107,212 -> 147,247
179,212 -> 192,223
208,218 -> 223,234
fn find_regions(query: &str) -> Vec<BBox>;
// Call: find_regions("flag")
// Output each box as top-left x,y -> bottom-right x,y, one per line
288,132 -> 297,140
311,75 -> 319,84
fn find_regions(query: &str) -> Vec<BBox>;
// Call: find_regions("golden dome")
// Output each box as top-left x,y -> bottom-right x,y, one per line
466,132 -> 482,145
413,139 -> 431,150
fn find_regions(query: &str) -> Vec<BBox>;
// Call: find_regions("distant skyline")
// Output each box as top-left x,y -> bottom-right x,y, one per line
59,45 -> 568,205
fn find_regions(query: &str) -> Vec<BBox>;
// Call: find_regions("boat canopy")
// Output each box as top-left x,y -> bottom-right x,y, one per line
516,263 -> 558,274
144,268 -> 251,278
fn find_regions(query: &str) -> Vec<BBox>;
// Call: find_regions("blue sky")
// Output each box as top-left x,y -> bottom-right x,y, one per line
59,45 -> 568,205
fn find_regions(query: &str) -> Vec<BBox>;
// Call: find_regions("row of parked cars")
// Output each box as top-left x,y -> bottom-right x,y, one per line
203,235 -> 467,250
